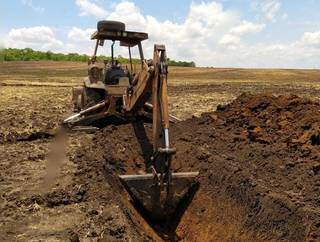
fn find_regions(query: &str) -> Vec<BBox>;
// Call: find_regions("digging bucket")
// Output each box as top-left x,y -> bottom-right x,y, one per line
119,172 -> 199,221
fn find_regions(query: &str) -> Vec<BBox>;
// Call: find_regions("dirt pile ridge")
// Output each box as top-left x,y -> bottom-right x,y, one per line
74,93 -> 319,241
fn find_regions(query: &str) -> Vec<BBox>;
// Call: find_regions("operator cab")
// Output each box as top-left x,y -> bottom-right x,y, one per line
87,20 -> 148,91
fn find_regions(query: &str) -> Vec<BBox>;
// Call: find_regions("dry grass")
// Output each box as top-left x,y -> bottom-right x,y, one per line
169,66 -> 320,84
1,61 -> 319,84
1,61 -> 319,120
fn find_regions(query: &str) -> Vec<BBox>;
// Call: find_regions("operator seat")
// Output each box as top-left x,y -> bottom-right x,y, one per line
105,67 -> 126,85
104,60 -> 129,85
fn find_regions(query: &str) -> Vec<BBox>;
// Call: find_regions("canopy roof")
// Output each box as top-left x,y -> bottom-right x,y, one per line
91,30 -> 148,46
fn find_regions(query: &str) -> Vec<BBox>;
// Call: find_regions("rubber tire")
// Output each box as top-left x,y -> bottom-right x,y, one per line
97,20 -> 125,32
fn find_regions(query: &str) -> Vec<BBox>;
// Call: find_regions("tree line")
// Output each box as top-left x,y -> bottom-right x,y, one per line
0,48 -> 196,67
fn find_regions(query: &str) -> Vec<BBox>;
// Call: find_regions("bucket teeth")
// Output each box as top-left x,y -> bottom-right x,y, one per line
119,172 -> 199,221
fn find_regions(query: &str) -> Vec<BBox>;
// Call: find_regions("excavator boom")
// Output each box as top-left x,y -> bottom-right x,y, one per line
119,45 -> 198,221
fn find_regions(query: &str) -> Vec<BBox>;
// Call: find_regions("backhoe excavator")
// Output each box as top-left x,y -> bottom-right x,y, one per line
63,20 -> 198,221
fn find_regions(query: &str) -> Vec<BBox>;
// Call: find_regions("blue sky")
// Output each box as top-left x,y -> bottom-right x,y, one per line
1,0 -> 320,68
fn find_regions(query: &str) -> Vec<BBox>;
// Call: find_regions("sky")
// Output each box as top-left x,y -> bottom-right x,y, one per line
1,0 -> 320,68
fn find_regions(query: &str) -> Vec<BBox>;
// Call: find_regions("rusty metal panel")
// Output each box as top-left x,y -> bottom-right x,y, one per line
106,85 -> 128,96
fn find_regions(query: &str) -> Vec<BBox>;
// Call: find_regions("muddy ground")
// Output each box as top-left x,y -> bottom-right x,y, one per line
1,93 -> 319,241
71,93 -> 320,241
0,62 -> 320,241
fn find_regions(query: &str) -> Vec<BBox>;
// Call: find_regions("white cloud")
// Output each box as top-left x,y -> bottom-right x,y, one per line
253,0 -> 281,22
3,1 -> 320,68
68,27 -> 95,42
230,21 -> 265,35
108,1 -> 146,29
219,34 -> 240,46
282,12 -> 288,20
8,26 -> 54,43
83,1 -> 240,62
75,0 -> 108,18
263,1 -> 281,21
62,1 -> 320,67
5,26 -> 63,51
301,31 -> 320,46
186,1 -> 237,29
21,0 -> 44,13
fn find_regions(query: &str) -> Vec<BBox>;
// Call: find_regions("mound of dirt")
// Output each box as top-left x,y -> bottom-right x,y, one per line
75,93 -> 319,241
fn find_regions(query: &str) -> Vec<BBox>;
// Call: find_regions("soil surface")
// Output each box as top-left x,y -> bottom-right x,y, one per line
1,93 -> 319,241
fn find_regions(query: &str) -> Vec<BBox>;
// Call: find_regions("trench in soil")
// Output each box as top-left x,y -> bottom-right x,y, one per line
102,147 -> 254,241
87,121 -> 269,241
75,93 -> 320,241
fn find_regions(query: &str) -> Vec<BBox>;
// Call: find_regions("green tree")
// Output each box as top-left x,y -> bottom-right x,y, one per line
1,48 -> 196,66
